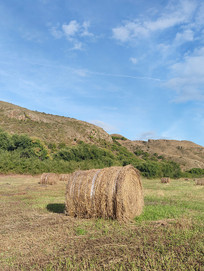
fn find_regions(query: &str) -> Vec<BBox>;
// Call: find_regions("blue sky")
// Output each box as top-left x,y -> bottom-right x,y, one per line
0,0 -> 204,146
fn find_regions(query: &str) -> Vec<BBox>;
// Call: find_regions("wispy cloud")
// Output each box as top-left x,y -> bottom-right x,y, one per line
136,131 -> 158,141
112,0 -> 204,104
112,0 -> 197,43
50,20 -> 93,50
86,70 -> 162,82
56,66 -> 162,82
174,29 -> 194,45
50,24 -> 63,39
165,47 -> 204,102
20,29 -> 44,43
81,21 -> 93,37
129,57 -> 138,64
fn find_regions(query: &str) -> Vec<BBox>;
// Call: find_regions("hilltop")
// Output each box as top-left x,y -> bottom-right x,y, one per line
0,101 -> 112,145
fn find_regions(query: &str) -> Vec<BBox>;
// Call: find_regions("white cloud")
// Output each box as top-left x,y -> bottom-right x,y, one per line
81,21 -> 93,37
112,26 -> 131,42
50,26 -> 63,39
112,0 -> 197,43
174,29 -> 194,44
62,20 -> 80,38
145,0 -> 196,31
71,41 -> 83,51
129,57 -> 138,64
50,20 -> 93,50
61,20 -> 93,39
165,47 -> 204,102
195,2 -> 204,26
112,22 -> 148,42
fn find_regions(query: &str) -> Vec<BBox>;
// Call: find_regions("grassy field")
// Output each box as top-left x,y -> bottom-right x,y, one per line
0,175 -> 203,271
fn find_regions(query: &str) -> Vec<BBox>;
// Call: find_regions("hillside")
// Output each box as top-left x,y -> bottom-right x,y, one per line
1,101 -> 204,173
117,139 -> 204,170
0,101 -> 112,145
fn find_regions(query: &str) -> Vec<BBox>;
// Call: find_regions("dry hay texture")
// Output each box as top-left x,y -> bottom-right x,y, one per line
40,173 -> 60,185
195,179 -> 204,185
65,165 -> 144,222
59,174 -> 70,182
161,177 -> 171,183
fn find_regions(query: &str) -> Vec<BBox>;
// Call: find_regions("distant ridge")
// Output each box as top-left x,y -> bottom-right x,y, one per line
116,138 -> 204,170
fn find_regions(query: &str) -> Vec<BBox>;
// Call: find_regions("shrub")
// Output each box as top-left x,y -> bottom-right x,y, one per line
184,168 -> 204,178
0,130 -> 13,150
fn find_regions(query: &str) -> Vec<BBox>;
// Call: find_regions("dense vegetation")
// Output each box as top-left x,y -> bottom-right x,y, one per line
0,128 -> 202,178
185,167 -> 204,178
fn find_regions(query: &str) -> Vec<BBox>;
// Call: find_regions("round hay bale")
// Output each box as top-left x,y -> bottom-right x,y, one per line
195,179 -> 204,185
161,177 -> 171,183
65,165 -> 144,222
40,173 -> 59,185
59,174 -> 70,182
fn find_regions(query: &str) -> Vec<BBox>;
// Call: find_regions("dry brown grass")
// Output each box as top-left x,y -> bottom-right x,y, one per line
65,165 -> 144,222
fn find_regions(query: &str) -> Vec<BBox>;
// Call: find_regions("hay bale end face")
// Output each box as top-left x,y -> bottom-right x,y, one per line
161,177 -> 171,183
195,179 -> 204,186
65,165 -> 144,222
40,173 -> 60,185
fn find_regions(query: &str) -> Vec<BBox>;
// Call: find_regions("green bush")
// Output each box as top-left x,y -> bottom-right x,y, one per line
136,160 -> 181,178
184,168 -> 204,178
0,128 -> 193,178
54,142 -> 116,164
0,130 -> 13,150
112,135 -> 127,141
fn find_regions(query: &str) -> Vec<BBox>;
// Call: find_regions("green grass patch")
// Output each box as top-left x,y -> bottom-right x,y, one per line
135,204 -> 185,222
75,227 -> 87,236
